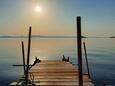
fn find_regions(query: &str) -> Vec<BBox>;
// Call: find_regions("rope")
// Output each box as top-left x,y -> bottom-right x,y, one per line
16,72 -> 36,86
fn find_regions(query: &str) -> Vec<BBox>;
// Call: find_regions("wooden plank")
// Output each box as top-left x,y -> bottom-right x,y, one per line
33,63 -> 73,66
30,68 -> 76,71
32,64 -> 75,66
33,78 -> 91,82
31,75 -> 89,79
30,67 -> 76,70
31,73 -> 79,76
36,60 -> 69,64
31,66 -> 75,69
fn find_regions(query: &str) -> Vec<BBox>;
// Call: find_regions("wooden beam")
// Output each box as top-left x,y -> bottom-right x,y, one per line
83,42 -> 91,78
21,41 -> 26,76
25,26 -> 32,85
76,16 -> 83,86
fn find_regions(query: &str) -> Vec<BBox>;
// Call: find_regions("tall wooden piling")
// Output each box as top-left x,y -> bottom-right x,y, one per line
83,42 -> 90,78
77,16 -> 83,86
25,26 -> 32,85
21,41 -> 26,76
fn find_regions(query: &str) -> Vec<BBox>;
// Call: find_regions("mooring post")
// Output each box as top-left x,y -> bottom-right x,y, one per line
83,42 -> 91,78
77,16 -> 83,86
25,26 -> 32,85
21,41 -> 26,76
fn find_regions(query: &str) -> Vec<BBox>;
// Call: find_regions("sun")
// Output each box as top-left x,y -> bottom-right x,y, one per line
35,6 -> 41,12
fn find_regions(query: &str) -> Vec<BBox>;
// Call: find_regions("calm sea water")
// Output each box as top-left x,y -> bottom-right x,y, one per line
0,38 -> 115,86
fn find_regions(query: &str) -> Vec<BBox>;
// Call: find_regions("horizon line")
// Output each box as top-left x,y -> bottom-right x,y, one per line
0,35 -> 114,38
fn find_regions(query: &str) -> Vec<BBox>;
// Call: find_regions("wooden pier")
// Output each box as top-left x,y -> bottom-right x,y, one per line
10,60 -> 94,86
10,16 -> 94,86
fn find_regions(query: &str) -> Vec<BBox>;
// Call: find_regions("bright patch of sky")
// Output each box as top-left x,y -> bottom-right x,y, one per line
0,0 -> 114,37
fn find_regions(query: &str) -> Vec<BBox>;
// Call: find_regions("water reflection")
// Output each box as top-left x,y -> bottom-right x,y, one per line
0,38 -> 115,85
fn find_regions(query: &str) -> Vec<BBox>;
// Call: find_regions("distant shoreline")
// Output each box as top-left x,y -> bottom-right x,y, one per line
109,37 -> 115,38
0,35 -> 86,38
0,35 -> 114,38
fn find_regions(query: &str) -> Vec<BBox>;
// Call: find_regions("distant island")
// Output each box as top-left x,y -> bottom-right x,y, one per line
0,36 -> 25,38
0,35 -> 87,38
31,35 -> 87,38
109,36 -> 115,38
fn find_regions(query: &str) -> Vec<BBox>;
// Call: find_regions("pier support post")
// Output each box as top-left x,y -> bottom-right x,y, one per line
76,16 -> 83,86
21,41 -> 26,76
83,42 -> 91,78
25,26 -> 32,85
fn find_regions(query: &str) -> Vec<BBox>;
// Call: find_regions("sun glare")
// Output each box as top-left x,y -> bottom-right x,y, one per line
35,6 -> 41,12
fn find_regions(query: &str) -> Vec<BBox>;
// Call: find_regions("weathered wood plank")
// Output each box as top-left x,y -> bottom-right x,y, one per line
31,75 -> 89,79
31,73 -> 79,76
33,78 -> 91,82
30,69 -> 77,72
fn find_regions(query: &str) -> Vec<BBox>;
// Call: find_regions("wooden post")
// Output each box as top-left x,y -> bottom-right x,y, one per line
76,16 -> 83,86
83,42 -> 91,78
21,41 -> 26,76
25,26 -> 32,85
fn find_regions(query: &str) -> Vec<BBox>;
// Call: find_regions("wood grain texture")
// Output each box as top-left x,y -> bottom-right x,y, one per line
10,60 -> 94,86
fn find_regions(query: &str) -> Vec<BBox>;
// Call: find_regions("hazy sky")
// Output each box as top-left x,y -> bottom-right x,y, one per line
0,0 -> 114,37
